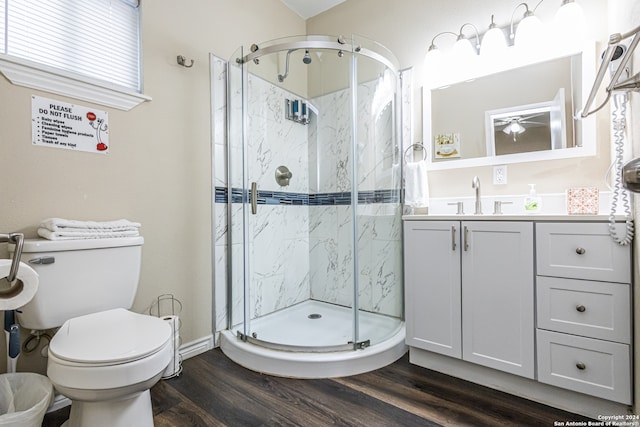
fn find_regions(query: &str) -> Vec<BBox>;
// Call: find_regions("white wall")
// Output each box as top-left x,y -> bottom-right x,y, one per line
0,0 -> 305,373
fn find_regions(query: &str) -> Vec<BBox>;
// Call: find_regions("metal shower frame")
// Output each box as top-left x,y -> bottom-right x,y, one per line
237,35 -> 400,76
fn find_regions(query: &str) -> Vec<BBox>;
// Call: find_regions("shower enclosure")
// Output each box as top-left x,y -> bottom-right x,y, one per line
221,35 -> 405,377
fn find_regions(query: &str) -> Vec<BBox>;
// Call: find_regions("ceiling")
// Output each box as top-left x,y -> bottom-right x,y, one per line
280,0 -> 346,19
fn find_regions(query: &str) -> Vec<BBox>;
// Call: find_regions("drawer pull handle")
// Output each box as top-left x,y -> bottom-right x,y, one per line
575,247 -> 586,255
576,362 -> 586,370
576,305 -> 586,313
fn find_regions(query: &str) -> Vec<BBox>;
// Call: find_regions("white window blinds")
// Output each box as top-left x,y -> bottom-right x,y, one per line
1,0 -> 141,92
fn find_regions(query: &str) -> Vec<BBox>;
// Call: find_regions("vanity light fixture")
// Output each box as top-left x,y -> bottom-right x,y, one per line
481,15 -> 508,57
424,31 -> 458,77
424,0 -> 586,87
453,23 -> 481,59
510,2 -> 544,50
425,32 -> 458,61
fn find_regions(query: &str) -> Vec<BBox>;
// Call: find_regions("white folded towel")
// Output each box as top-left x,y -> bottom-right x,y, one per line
37,228 -> 140,240
37,218 -> 141,240
39,218 -> 141,232
404,160 -> 430,208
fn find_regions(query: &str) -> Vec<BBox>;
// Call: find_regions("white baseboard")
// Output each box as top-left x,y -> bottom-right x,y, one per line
46,334 -> 215,413
179,334 -> 214,361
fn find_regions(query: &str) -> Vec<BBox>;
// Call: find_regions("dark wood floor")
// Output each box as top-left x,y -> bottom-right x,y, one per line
43,348 -> 592,426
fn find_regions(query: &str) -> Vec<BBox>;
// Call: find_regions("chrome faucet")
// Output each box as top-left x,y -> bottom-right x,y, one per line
472,176 -> 482,214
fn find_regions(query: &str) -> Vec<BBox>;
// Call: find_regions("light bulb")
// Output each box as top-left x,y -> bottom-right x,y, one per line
503,121 -> 526,135
423,46 -> 443,85
481,26 -> 508,57
515,13 -> 544,50
424,46 -> 442,67
452,37 -> 475,60
451,37 -> 477,82
555,0 -> 585,49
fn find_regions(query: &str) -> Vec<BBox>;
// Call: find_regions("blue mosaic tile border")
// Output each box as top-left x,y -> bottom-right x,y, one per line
215,187 -> 399,205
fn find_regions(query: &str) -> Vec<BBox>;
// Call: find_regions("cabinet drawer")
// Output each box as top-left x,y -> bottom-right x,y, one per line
537,277 -> 631,343
536,223 -> 631,283
537,330 -> 631,404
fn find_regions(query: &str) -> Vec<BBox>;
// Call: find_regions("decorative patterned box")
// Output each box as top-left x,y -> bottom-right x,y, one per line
566,187 -> 599,215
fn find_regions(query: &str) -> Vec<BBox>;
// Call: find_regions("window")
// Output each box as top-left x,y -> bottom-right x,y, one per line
0,0 -> 149,110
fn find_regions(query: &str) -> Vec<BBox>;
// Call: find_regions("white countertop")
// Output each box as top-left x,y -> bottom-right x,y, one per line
406,191 -> 634,221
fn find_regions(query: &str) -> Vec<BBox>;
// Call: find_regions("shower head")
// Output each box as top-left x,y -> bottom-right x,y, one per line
303,49 -> 312,64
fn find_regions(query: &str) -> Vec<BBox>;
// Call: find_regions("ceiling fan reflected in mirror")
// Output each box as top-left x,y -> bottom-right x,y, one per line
494,113 -> 546,141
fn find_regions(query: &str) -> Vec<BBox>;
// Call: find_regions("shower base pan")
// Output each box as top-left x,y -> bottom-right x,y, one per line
220,300 -> 407,378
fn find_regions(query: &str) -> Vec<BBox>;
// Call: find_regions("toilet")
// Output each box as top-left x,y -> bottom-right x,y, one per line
11,237 -> 171,427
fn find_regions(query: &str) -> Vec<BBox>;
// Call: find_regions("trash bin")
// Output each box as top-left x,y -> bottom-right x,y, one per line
0,373 -> 53,427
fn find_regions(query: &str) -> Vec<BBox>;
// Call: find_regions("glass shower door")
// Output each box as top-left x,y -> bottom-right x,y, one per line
227,45 -> 251,340
243,44 -> 358,350
352,35 -> 404,347
227,39 -> 362,351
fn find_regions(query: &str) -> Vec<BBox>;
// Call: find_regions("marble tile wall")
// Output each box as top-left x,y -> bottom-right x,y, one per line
212,53 -> 411,338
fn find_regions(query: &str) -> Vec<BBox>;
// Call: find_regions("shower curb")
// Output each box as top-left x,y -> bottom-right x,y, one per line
219,326 -> 407,379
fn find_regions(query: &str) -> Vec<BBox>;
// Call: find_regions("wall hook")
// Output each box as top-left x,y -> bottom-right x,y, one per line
177,55 -> 194,68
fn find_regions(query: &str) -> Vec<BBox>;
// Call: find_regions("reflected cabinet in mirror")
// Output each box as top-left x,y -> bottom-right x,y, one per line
423,44 -> 596,170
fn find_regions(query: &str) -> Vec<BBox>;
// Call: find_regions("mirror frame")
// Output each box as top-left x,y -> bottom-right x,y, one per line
422,42 -> 596,170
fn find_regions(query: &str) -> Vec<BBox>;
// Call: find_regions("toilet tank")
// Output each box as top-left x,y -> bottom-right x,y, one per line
9,237 -> 144,330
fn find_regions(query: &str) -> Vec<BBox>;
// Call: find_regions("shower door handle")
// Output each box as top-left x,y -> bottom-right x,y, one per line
250,182 -> 258,214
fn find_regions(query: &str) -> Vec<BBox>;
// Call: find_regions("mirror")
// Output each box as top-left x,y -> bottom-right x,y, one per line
485,88 -> 566,156
423,44 -> 596,170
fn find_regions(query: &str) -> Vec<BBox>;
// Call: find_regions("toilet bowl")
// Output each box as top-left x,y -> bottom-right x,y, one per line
47,309 -> 171,427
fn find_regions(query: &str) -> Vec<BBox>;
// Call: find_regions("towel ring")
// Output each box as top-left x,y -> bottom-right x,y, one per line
404,143 -> 427,162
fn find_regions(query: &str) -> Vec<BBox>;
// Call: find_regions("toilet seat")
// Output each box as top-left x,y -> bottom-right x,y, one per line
50,308 -> 171,366
48,342 -> 171,393
47,309 -> 172,392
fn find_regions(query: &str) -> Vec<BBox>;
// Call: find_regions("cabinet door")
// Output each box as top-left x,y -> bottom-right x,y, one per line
461,221 -> 534,378
404,221 -> 461,358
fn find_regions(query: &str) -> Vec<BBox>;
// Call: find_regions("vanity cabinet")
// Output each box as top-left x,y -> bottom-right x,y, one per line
404,220 -> 534,378
535,222 -> 632,404
404,218 -> 634,407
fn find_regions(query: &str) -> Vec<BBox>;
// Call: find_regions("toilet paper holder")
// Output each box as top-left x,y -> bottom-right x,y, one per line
0,233 -> 24,283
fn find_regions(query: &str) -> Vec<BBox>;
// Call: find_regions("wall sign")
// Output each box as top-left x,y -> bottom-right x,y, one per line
31,96 -> 109,154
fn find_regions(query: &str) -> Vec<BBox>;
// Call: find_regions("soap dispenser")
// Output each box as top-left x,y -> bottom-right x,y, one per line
524,184 -> 542,213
